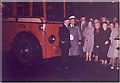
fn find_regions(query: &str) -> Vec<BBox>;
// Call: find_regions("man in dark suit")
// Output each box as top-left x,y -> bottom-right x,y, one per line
58,17 -> 71,72
79,17 -> 87,57
79,17 -> 87,38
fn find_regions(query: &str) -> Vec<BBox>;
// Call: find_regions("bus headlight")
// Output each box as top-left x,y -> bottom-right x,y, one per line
39,23 -> 46,31
48,35 -> 56,44
39,26 -> 43,30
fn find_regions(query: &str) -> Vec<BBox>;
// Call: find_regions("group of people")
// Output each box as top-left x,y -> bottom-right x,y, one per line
58,16 -> 119,72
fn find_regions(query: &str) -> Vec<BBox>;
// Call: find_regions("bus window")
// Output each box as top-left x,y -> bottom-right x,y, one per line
17,2 -> 29,17
46,2 -> 64,21
2,2 -> 13,18
32,2 -> 43,17
66,2 -> 75,17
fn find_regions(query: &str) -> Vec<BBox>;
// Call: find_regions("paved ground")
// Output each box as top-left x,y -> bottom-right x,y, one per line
2,53 -> 119,82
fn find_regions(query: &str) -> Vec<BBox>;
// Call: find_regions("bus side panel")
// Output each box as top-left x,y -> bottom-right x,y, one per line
45,23 -> 62,58
2,21 -> 17,52
15,22 -> 31,33
2,21 -> 31,53
30,23 -> 46,59
3,21 -> 62,59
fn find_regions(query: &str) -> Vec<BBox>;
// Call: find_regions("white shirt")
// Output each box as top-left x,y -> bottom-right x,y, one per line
81,21 -> 85,30
64,24 -> 68,28
70,24 -> 74,28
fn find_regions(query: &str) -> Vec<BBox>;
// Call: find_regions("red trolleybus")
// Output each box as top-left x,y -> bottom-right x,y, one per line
2,1 -> 76,64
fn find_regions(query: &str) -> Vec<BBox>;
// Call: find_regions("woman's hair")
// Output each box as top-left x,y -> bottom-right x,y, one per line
88,20 -> 93,24
87,20 -> 93,26
102,22 -> 108,26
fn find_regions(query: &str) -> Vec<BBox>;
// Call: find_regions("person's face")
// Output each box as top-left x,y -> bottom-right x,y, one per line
81,17 -> 85,22
102,17 -> 106,22
94,19 -> 99,23
115,22 -> 118,28
64,20 -> 70,26
70,19 -> 76,25
95,23 -> 100,29
88,21 -> 92,27
102,23 -> 107,30
109,23 -> 114,29
113,17 -> 117,22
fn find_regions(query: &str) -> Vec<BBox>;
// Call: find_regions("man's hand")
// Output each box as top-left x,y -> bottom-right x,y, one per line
96,45 -> 99,48
78,42 -> 81,45
61,41 -> 65,43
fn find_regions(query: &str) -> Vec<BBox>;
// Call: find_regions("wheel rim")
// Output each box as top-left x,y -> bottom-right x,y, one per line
16,41 -> 32,63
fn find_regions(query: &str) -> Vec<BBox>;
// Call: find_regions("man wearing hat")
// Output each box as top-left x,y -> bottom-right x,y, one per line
58,17 -> 71,72
69,16 -> 82,56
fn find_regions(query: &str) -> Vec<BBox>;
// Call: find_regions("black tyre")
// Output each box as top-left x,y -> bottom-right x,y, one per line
12,33 -> 42,65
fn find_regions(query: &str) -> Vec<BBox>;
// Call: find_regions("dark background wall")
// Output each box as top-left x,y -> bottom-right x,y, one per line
66,2 -> 119,19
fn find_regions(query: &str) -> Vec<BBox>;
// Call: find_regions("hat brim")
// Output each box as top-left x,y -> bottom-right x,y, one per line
69,18 -> 76,20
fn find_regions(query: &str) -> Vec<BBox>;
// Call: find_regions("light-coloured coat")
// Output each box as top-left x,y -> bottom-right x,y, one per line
69,25 -> 81,56
107,27 -> 119,58
83,26 -> 94,52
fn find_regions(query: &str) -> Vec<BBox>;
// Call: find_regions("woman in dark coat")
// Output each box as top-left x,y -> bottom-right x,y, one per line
99,22 -> 111,65
93,22 -> 101,62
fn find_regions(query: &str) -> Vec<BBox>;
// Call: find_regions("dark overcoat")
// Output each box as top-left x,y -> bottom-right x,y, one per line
58,24 -> 71,50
